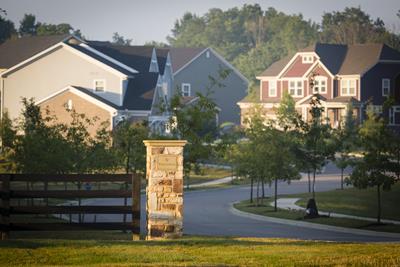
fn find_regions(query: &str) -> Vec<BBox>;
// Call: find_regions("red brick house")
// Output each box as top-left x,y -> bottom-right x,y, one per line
238,43 -> 400,129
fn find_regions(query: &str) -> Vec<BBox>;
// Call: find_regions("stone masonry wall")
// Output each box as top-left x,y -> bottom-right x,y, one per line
143,140 -> 186,239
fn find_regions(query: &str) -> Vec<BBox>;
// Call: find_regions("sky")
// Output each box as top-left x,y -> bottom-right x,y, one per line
1,0 -> 399,44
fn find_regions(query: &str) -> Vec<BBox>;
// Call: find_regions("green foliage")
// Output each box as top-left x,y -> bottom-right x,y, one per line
347,107 -> 397,223
113,120 -> 149,174
18,13 -> 81,37
2,98 -> 117,174
0,9 -> 15,43
169,5 -> 400,84
112,32 -> 132,46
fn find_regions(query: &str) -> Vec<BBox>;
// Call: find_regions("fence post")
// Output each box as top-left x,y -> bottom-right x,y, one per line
1,174 -> 10,240
132,173 -> 141,240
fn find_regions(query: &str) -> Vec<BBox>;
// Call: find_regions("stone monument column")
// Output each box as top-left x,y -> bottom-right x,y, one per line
143,140 -> 187,240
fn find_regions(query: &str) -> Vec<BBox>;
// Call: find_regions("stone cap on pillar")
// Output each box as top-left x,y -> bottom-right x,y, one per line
143,140 -> 187,147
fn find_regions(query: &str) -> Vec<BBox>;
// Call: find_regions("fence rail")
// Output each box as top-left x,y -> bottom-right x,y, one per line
0,173 -> 141,240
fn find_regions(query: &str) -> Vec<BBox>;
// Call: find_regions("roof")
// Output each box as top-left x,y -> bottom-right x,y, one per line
122,73 -> 159,110
168,47 -> 205,73
156,48 -> 169,75
258,54 -> 293,77
326,96 -> 360,104
67,43 -> 135,76
0,34 -> 70,69
86,42 -> 154,73
71,86 -> 120,109
259,43 -> 400,78
338,44 -> 383,75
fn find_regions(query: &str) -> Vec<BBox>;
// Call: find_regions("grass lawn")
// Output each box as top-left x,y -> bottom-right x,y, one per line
187,167 -> 232,185
234,186 -> 400,233
1,233 -> 400,266
292,183 -> 400,221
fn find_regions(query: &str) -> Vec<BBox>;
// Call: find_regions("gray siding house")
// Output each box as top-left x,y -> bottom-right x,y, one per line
169,47 -> 248,125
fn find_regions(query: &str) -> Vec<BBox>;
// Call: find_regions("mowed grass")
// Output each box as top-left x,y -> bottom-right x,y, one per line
187,167 -> 232,185
294,183 -> 400,221
234,200 -> 400,233
1,233 -> 400,266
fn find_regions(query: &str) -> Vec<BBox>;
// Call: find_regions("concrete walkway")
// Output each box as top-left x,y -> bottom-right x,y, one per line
190,176 -> 233,188
275,198 -> 400,225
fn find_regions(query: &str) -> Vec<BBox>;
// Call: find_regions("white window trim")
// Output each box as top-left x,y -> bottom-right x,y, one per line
313,76 -> 328,94
268,80 -> 277,97
382,78 -> 390,97
340,79 -> 357,96
302,55 -> 314,64
389,106 -> 400,125
181,83 -> 191,97
93,79 -> 106,93
288,79 -> 304,97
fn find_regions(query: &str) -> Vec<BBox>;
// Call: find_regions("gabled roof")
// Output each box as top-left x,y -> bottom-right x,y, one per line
258,54 -> 293,77
168,47 -> 206,74
67,43 -> 136,76
258,43 -> 400,78
156,48 -> 169,75
86,41 -> 154,73
122,73 -> 159,110
0,34 -> 71,69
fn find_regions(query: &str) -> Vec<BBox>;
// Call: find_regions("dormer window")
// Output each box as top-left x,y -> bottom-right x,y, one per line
206,51 -> 210,58
302,55 -> 314,64
94,79 -> 105,92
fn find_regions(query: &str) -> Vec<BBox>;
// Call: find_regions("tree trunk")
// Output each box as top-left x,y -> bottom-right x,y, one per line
261,178 -> 265,199
250,176 -> 253,203
274,177 -> 278,212
307,171 -> 311,193
377,184 -> 381,224
256,179 -> 260,206
341,167 -> 344,190
312,169 -> 316,199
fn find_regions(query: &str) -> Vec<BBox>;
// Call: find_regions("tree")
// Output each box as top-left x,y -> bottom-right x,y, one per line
302,94 -> 336,201
112,32 -> 132,46
348,107 -> 397,223
113,120 -> 149,174
36,23 -> 72,36
19,14 -> 38,36
166,69 -> 230,189
0,111 -> 16,172
0,8 -> 16,43
334,103 -> 357,189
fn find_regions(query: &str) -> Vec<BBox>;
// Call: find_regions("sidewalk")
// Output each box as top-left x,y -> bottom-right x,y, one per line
274,198 -> 400,225
190,176 -> 233,188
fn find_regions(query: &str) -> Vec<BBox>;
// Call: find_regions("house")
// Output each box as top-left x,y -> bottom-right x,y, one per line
238,43 -> 400,129
168,47 -> 248,125
0,35 -> 172,135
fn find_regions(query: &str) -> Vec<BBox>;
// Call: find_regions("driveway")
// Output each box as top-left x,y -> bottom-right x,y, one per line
81,176 -> 400,242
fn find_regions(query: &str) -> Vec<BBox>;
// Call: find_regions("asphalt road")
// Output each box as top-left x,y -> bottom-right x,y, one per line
81,174 -> 400,242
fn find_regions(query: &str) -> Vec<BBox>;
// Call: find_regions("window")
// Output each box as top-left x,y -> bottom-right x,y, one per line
206,51 -> 210,58
367,105 -> 383,115
340,79 -> 356,96
181,83 -> 191,97
389,107 -> 400,125
289,80 -> 303,97
268,80 -> 277,97
302,55 -> 313,64
382,78 -> 390,96
313,76 -> 327,94
66,99 -> 73,111
94,79 -> 105,92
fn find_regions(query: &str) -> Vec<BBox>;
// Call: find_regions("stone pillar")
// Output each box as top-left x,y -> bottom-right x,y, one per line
143,140 -> 187,240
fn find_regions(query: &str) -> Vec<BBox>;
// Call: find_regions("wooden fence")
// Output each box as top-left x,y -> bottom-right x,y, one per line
0,174 -> 141,240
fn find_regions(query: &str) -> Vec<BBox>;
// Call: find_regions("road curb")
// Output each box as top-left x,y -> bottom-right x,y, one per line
229,202 -> 400,239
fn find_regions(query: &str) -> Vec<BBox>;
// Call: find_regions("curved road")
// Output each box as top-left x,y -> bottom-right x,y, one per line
84,173 -> 400,242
